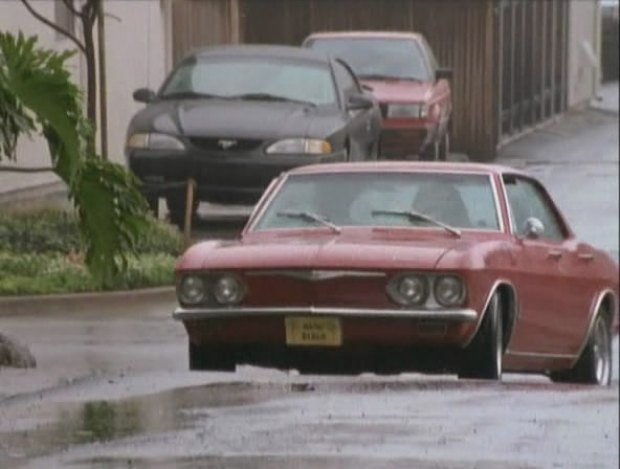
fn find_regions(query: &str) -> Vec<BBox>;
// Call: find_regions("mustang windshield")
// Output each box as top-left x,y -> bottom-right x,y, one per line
254,172 -> 500,231
307,37 -> 431,81
161,57 -> 337,106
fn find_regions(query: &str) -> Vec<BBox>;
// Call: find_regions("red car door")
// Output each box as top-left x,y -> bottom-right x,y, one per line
502,175 -> 591,355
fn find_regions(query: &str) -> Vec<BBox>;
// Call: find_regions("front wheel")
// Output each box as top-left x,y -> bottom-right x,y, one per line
549,313 -> 612,386
438,131 -> 450,161
458,293 -> 503,381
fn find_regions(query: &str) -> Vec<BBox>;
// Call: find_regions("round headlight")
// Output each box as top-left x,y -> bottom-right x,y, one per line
178,275 -> 206,305
388,275 -> 428,306
213,275 -> 245,305
434,276 -> 466,307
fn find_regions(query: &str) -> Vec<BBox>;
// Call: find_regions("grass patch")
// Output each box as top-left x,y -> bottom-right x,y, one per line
0,209 -> 181,296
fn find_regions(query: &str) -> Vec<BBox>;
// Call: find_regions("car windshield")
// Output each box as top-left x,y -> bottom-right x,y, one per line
160,57 -> 337,106
307,38 -> 431,81
253,172 -> 501,231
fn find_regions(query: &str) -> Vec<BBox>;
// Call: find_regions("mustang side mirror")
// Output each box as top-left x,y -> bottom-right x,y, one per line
435,67 -> 453,81
347,93 -> 374,111
133,88 -> 156,103
523,217 -> 545,239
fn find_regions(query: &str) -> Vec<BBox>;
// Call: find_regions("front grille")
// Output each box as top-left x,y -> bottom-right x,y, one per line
188,137 -> 263,152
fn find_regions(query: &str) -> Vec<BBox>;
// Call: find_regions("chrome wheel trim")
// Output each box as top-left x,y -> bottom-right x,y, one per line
494,295 -> 503,379
593,317 -> 611,385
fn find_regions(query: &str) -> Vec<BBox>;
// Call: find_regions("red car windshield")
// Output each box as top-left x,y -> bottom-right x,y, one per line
254,172 -> 501,231
307,37 -> 432,81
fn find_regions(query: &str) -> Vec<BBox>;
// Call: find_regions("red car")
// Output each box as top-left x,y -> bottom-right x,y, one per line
173,162 -> 618,384
303,32 -> 453,161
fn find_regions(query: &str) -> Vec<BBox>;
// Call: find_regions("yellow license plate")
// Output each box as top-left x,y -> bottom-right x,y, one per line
285,317 -> 342,347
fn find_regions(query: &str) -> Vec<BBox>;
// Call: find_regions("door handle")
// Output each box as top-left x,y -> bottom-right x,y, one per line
578,253 -> 594,262
547,249 -> 563,260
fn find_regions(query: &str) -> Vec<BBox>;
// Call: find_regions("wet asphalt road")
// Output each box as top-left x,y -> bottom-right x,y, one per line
0,107 -> 619,468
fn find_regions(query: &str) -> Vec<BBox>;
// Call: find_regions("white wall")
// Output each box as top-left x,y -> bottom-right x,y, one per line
568,0 -> 601,107
0,0 -> 168,195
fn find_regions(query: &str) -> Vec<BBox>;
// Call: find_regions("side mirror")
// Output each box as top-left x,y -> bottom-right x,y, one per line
347,93 -> 374,111
133,88 -> 156,103
435,67 -> 453,81
523,217 -> 545,239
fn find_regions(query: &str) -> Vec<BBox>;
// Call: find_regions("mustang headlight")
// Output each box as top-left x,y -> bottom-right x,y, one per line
213,275 -> 246,305
434,275 -> 466,307
178,275 -> 207,306
387,274 -> 429,306
266,138 -> 332,155
127,132 -> 186,151
386,103 -> 428,119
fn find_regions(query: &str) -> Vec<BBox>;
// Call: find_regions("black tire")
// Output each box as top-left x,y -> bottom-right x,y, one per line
166,195 -> 198,228
188,342 -> 235,371
458,293 -> 503,381
549,313 -> 612,386
438,131 -> 450,161
419,140 -> 440,161
145,195 -> 159,218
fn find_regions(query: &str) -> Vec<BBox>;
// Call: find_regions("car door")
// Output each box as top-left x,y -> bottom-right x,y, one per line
332,59 -> 377,160
502,174 -> 589,355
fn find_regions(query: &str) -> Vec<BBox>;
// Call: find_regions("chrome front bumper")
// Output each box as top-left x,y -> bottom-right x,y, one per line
173,306 -> 478,322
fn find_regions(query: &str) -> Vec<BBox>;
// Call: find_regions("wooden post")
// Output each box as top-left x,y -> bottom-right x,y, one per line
97,0 -> 108,160
183,179 -> 195,248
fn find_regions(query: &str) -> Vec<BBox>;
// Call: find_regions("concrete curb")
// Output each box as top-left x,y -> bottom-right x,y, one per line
0,286 -> 176,317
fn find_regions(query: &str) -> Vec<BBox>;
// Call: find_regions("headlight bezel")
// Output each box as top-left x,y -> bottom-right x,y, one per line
213,274 -> 246,306
176,272 -> 247,307
386,273 -> 429,306
265,138 -> 332,155
126,132 -> 186,151
433,275 -> 467,307
386,103 -> 428,119
177,275 -> 208,306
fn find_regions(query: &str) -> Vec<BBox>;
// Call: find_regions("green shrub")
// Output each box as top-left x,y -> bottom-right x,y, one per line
0,209 -> 182,256
0,252 -> 175,295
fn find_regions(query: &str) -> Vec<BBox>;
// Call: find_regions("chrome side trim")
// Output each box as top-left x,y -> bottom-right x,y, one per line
245,270 -> 387,280
173,306 -> 478,322
489,174 -> 505,233
570,288 -> 617,367
461,279 -> 519,348
504,350 -> 577,360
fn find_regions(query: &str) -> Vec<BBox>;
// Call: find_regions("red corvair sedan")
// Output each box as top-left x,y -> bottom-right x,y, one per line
303,32 -> 453,161
173,162 -> 619,385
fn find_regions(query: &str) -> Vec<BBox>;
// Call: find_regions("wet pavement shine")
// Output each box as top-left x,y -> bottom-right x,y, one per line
1,104 -> 619,468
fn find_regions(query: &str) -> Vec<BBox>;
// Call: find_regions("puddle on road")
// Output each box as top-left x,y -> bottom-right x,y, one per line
1,376 -> 616,466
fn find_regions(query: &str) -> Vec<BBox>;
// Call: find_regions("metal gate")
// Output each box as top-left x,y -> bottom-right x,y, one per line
496,0 -> 569,144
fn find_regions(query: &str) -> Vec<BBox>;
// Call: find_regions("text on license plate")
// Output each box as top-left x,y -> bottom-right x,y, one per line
284,317 -> 342,347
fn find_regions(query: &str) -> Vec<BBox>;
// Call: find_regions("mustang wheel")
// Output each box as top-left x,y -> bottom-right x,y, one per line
459,293 -> 503,381
550,312 -> 612,386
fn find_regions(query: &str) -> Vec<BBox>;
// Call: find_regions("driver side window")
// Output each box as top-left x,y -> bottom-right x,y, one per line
503,175 -> 565,241
333,61 -> 361,103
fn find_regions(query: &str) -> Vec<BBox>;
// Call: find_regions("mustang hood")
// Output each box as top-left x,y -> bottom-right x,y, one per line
132,99 -> 343,140
178,233 -> 474,272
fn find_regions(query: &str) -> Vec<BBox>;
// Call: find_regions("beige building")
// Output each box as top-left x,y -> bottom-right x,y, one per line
0,0 -> 168,197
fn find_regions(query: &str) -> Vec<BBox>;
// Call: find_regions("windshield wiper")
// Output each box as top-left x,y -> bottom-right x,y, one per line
277,210 -> 341,234
371,209 -> 461,237
161,91 -> 229,100
230,93 -> 316,107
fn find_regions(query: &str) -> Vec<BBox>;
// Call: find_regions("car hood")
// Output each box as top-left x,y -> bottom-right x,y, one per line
129,99 -> 344,140
178,231 -> 477,272
361,79 -> 433,103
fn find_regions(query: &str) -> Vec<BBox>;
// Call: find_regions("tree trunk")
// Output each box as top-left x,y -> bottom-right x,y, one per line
82,6 -> 97,156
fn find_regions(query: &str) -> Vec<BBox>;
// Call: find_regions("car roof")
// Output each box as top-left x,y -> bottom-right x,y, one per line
189,44 -> 332,64
306,31 -> 424,41
285,161 -> 528,178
